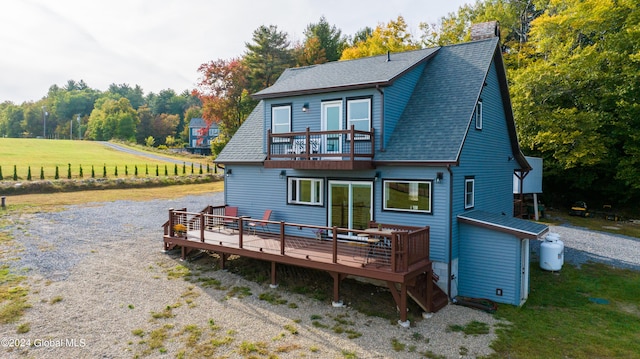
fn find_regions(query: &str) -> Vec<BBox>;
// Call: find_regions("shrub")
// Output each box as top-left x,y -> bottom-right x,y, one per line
79,165 -> 83,178
54,166 -> 59,179
0,165 -> 3,180
125,165 -> 128,176
135,165 -> 138,176
164,165 -> 168,176
174,164 -> 178,176
114,166 -> 118,177
27,166 -> 32,180
103,165 -> 107,178
155,165 -> 159,176
91,165 -> 95,178
40,167 -> 44,180
67,163 -> 71,179
13,165 -> 18,180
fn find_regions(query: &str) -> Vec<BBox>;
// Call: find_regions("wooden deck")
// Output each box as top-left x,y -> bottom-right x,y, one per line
163,205 -> 448,324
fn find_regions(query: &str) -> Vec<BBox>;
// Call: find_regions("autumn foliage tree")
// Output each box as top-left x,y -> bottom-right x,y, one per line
340,16 -> 421,60
195,58 -> 255,150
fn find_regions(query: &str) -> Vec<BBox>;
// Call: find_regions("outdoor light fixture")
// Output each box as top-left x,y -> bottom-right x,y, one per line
226,169 -> 232,177
279,170 -> 287,179
436,172 -> 444,183
508,155 -> 514,161
374,171 -> 381,181
302,103 -> 309,112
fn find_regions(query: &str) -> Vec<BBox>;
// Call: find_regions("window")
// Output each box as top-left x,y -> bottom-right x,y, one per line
474,101 -> 483,130
347,98 -> 371,139
191,128 -> 198,136
288,178 -> 323,206
383,180 -> 431,213
272,105 -> 291,135
464,178 -> 475,209
209,128 -> 218,137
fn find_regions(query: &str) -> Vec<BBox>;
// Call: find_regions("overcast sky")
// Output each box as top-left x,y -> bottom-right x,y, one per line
0,0 -> 470,104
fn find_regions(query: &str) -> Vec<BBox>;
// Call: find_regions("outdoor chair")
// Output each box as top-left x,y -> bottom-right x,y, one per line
248,209 -> 272,235
222,206 -> 239,232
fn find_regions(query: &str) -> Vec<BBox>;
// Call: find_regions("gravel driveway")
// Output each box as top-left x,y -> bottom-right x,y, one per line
1,194 -> 638,358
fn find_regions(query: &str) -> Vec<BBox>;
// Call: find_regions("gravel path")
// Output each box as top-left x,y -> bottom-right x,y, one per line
1,194 -> 638,358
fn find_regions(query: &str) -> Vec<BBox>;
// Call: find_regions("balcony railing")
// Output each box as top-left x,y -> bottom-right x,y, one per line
265,126 -> 375,170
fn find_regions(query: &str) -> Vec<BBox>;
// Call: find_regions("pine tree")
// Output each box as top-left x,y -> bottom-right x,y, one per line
40,167 -> 44,180
55,166 -> 59,179
79,165 -> 83,178
67,163 -> 71,179
13,165 -> 18,180
27,166 -> 32,180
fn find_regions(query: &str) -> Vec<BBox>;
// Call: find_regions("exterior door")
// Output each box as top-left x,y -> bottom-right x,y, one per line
328,180 -> 372,238
322,101 -> 342,156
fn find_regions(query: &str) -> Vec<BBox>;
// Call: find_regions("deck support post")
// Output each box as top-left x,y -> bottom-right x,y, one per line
329,272 -> 347,305
270,261 -> 277,287
386,281 -> 409,325
219,253 -> 227,270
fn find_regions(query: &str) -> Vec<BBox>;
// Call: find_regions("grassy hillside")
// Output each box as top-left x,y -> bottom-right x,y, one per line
0,138 -> 209,180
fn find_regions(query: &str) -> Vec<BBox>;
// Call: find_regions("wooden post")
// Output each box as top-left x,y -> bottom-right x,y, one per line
271,261 -> 277,287
200,214 -> 205,242
168,208 -> 175,237
280,221 -> 285,255
238,217 -> 244,248
1,196 -> 5,209
305,127 -> 311,160
266,129 -> 272,160
332,226 -> 338,263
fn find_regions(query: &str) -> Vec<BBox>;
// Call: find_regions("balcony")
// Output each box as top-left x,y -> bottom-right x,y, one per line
265,126 -> 375,170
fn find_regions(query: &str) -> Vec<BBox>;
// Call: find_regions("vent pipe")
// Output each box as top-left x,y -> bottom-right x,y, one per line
386,50 -> 390,62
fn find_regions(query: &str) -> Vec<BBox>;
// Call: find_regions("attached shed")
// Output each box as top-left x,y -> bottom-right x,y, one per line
457,211 -> 548,306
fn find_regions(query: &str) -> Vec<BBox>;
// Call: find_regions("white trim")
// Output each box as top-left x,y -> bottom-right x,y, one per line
475,101 -> 483,130
287,177 -> 323,206
464,178 -> 475,209
383,180 -> 432,213
272,105 -> 291,134
347,98 -> 371,139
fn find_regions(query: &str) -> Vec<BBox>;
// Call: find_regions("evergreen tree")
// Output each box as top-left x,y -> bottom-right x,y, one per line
40,167 -> 44,180
13,165 -> 17,180
55,166 -> 59,180
27,166 -> 31,180
67,163 -> 71,179
244,25 -> 293,92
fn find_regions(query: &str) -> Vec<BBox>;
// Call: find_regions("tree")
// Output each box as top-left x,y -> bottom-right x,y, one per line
294,36 -> 327,66
136,105 -> 154,144
511,0 -> 640,204
341,16 -> 421,60
107,83 -> 145,109
86,97 -> 138,141
244,25 -> 293,92
195,58 -> 256,141
302,16 -> 346,62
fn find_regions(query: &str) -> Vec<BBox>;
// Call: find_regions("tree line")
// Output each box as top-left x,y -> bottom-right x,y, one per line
1,1 -> 638,207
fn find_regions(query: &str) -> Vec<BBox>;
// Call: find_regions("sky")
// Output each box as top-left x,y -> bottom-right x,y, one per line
0,0 -> 470,104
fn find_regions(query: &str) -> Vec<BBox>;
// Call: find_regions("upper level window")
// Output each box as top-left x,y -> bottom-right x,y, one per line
347,98 -> 371,139
474,101 -> 483,130
272,105 -> 291,135
209,128 -> 218,137
464,178 -> 475,209
288,177 -> 323,206
383,180 -> 432,213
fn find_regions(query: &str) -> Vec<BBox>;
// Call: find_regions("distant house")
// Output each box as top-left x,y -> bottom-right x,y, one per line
215,22 -> 548,307
187,118 -> 218,155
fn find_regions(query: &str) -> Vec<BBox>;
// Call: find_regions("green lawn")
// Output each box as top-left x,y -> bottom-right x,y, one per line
490,263 -> 640,358
0,138 -> 209,180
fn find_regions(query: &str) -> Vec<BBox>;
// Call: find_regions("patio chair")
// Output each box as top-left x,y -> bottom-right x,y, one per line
222,206 -> 239,232
248,209 -> 272,234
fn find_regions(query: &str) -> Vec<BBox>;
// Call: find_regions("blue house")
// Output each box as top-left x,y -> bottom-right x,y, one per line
187,117 -> 219,155
215,22 -> 548,307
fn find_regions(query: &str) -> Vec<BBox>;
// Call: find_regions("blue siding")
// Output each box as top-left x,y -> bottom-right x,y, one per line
383,62 -> 426,148
458,223 -> 522,305
451,59 -> 521,259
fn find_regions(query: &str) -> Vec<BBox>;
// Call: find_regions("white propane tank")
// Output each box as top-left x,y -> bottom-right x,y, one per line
540,233 -> 564,271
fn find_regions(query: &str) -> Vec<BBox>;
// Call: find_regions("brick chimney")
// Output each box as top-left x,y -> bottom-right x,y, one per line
471,21 -> 500,41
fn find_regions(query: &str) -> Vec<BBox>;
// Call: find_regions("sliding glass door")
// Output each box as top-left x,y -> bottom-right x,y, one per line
328,180 -> 373,237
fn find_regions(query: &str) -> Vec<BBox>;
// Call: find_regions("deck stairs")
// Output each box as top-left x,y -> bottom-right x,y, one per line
407,272 -> 449,313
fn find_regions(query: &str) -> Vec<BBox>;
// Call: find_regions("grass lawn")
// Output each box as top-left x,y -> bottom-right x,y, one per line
0,138 -> 210,180
490,263 -> 640,358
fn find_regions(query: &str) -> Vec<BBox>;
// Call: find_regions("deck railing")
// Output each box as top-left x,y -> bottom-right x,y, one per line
266,126 -> 375,162
166,206 -> 430,274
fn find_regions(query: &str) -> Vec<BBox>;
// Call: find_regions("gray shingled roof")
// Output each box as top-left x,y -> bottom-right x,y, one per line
215,102 -> 265,163
253,47 -> 439,99
458,210 -> 549,239
189,118 -> 218,129
376,38 -> 499,162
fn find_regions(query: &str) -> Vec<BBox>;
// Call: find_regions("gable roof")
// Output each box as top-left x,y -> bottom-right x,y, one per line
216,102 -> 265,163
189,118 -> 219,129
458,210 -> 549,239
376,37 -> 511,164
252,47 -> 439,99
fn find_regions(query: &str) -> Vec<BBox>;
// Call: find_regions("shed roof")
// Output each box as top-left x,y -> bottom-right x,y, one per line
457,210 -> 549,239
252,47 -> 439,99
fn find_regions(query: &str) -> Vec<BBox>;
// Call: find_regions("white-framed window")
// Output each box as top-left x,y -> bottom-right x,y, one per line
383,180 -> 432,213
288,178 -> 323,206
209,128 -> 218,137
464,178 -> 475,209
474,101 -> 483,130
191,128 -> 198,136
272,105 -> 291,135
347,98 -> 371,139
